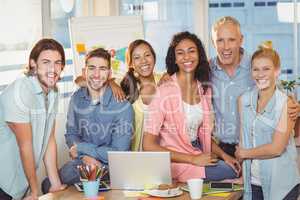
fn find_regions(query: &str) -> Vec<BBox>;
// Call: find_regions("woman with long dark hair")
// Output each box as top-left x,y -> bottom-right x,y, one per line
120,39 -> 161,151
143,31 -> 240,182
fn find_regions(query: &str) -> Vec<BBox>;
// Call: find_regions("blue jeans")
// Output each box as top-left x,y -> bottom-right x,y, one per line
219,142 -> 237,158
284,184 -> 300,200
191,139 -> 238,181
42,159 -> 83,194
251,184 -> 300,200
0,188 -> 12,200
251,184 -> 264,200
42,159 -> 110,194
204,160 -> 238,181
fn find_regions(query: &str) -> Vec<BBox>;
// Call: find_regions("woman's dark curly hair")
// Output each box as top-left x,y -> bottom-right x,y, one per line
120,39 -> 156,103
165,31 -> 211,94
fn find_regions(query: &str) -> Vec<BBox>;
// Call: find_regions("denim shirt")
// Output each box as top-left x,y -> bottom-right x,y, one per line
65,86 -> 134,164
210,49 -> 255,144
240,88 -> 300,200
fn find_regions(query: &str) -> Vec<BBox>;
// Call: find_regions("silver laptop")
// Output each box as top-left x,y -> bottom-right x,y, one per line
108,151 -> 172,190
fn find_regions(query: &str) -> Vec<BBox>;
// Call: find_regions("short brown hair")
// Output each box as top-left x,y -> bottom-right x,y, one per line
25,38 -> 65,75
85,48 -> 111,67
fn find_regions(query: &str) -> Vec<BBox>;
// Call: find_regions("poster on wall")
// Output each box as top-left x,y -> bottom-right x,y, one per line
69,15 -> 144,80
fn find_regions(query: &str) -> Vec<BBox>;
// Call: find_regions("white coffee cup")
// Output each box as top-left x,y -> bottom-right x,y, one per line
187,178 -> 203,199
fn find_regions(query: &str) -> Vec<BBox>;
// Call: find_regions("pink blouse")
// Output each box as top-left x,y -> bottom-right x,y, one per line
144,74 -> 213,182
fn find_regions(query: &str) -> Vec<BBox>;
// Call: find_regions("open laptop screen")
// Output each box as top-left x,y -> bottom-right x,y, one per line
108,151 -> 172,190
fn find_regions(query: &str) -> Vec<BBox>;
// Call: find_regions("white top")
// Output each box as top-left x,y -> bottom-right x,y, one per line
142,103 -> 149,120
182,102 -> 203,142
251,160 -> 261,186
250,119 -> 262,186
91,99 -> 99,105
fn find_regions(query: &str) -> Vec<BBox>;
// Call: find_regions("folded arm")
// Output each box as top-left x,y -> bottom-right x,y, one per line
236,100 -> 295,160
76,104 -> 133,163
143,133 -> 218,166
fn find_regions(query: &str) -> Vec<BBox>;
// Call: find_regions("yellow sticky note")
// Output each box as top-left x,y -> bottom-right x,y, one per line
112,60 -> 120,71
207,192 -> 231,197
76,43 -> 86,53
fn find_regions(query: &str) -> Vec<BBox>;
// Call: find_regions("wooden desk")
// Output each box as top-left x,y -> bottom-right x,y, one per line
41,186 -> 242,200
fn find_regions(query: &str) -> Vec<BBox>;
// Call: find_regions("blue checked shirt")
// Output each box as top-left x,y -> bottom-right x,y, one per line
210,49 -> 255,144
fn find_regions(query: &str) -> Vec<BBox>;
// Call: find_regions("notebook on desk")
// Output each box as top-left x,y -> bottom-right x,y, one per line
108,151 -> 172,190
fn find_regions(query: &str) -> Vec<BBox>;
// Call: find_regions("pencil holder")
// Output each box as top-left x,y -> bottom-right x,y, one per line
82,179 -> 99,198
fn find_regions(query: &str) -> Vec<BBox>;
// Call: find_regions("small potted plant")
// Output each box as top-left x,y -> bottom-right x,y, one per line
280,78 -> 300,145
280,78 -> 298,95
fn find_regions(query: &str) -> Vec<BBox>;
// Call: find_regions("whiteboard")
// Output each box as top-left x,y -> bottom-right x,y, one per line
69,15 -> 144,79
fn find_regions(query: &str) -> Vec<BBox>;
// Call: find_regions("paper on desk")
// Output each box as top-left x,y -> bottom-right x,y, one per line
123,190 -> 149,197
39,193 -> 54,200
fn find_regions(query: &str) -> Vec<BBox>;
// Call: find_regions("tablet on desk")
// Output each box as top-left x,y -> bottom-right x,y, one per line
74,181 -> 111,192
209,182 -> 233,191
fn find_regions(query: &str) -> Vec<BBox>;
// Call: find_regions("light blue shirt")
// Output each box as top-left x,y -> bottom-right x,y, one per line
240,88 -> 300,200
0,76 -> 58,199
65,86 -> 133,164
210,49 -> 255,144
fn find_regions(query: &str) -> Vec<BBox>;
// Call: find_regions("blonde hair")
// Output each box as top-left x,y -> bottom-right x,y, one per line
251,41 -> 280,69
212,16 -> 241,35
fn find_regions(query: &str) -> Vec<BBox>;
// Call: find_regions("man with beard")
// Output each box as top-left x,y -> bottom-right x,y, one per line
42,48 -> 133,193
0,39 -> 66,200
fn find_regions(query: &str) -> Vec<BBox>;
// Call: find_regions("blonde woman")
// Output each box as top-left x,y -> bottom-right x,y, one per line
235,42 -> 300,200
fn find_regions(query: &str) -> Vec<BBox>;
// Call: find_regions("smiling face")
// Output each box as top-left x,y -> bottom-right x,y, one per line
85,57 -> 111,92
30,50 -> 63,93
212,23 -> 243,69
251,57 -> 279,90
131,43 -> 155,78
175,39 -> 199,74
